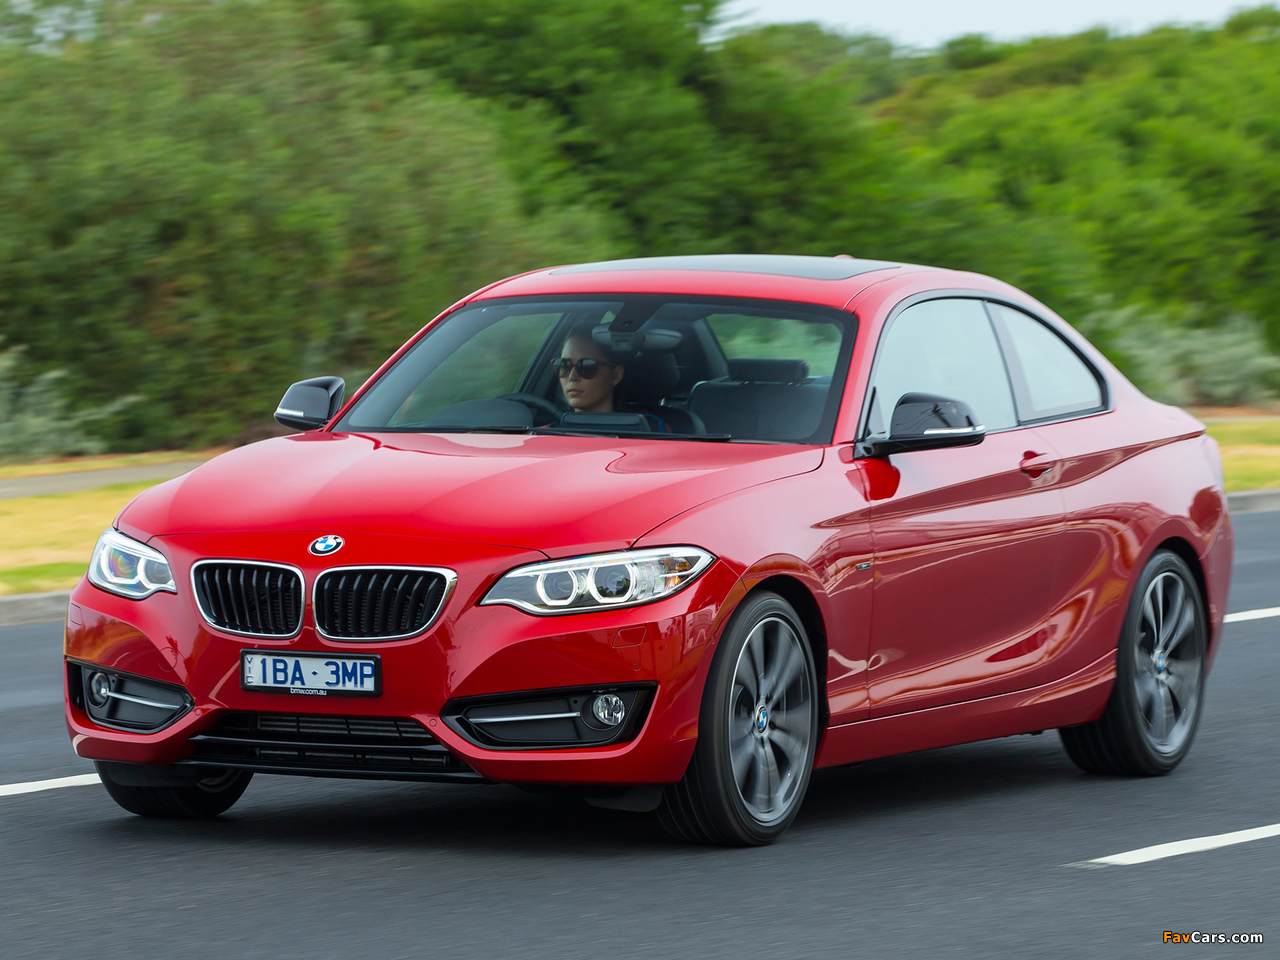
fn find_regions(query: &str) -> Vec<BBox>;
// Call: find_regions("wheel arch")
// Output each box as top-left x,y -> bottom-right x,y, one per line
740,575 -> 830,730
1153,535 -> 1213,653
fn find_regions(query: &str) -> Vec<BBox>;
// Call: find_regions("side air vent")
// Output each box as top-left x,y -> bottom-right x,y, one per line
192,561 -> 303,638
313,566 -> 455,641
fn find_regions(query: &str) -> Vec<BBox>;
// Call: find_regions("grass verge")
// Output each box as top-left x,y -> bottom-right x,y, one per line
0,449 -> 219,480
0,562 -> 89,595
0,482 -> 155,595
1205,419 -> 1280,492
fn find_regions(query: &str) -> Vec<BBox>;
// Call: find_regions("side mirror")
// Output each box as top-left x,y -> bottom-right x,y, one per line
274,376 -> 345,431
860,392 -> 985,456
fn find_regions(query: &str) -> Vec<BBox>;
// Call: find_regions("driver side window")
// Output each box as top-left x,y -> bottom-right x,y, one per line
869,298 -> 1017,434
390,312 -> 560,426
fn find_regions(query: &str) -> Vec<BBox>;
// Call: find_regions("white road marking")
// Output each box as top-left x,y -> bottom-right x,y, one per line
1074,823 -> 1280,867
0,773 -> 100,798
1225,606 -> 1280,624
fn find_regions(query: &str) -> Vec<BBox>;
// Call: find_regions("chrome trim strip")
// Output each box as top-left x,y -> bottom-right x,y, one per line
922,424 -> 984,435
468,712 -> 581,724
311,565 -> 458,642
190,559 -> 306,640
104,690 -> 184,711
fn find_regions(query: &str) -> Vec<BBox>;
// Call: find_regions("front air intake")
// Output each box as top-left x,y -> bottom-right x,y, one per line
68,660 -> 191,732
442,684 -> 655,750
192,561 -> 303,638
313,566 -> 454,640
179,712 -> 482,782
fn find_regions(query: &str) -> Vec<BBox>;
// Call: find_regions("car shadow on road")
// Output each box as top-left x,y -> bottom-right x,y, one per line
799,732 -> 1084,825
79,733 -> 1088,856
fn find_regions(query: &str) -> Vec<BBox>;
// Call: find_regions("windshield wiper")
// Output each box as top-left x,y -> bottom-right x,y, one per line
376,425 -> 538,434
375,425 -> 734,441
647,432 -> 733,441
536,428 -> 733,441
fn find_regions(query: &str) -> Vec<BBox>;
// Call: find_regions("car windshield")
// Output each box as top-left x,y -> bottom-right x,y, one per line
335,296 -> 855,443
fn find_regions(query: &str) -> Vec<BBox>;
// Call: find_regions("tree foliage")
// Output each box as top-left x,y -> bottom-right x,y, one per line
0,340 -> 134,462
879,11 -> 1280,353
353,0 -> 1092,305
1,0 -> 1278,453
0,0 -> 612,448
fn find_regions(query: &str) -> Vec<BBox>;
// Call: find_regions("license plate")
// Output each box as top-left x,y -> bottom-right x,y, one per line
241,652 -> 380,697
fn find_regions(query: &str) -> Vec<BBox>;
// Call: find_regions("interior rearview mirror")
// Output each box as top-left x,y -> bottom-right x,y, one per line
860,392 -> 985,456
274,376 -> 345,431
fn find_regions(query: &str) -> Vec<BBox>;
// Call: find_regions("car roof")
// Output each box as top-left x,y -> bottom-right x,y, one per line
550,254 -> 897,281
472,254 -> 947,310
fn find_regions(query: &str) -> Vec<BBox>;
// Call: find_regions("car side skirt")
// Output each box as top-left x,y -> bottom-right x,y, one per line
815,647 -> 1116,768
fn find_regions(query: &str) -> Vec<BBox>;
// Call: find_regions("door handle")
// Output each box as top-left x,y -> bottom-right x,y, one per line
1020,451 -> 1056,478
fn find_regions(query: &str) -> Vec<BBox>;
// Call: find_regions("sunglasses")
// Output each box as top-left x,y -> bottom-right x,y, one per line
550,358 -> 617,379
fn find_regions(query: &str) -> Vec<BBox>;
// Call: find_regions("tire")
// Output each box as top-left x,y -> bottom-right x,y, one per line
1060,549 -> 1207,776
658,591 -> 819,845
96,763 -> 253,818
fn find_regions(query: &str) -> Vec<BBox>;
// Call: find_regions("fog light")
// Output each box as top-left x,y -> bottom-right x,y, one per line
592,694 -> 626,727
77,665 -> 191,732
88,672 -> 111,708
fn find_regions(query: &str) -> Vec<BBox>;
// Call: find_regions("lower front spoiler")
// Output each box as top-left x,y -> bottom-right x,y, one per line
173,759 -> 487,784
172,710 -> 487,783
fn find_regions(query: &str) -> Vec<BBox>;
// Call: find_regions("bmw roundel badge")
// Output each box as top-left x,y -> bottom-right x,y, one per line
309,535 -> 344,556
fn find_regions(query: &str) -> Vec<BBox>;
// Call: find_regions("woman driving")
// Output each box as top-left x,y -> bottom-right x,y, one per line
552,329 -> 624,413
550,327 -> 672,432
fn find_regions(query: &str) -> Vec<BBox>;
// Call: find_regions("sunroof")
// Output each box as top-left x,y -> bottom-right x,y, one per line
550,254 -> 899,281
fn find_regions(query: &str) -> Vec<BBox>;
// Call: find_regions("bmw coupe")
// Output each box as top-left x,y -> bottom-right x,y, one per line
65,254 -> 1232,845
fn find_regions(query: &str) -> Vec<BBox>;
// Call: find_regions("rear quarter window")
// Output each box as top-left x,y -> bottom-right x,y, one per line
988,303 -> 1104,421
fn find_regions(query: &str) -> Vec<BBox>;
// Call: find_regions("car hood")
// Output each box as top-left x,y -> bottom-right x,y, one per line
118,432 -> 824,555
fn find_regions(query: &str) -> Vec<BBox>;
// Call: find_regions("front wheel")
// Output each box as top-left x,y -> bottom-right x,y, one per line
1060,549 -> 1207,776
96,763 -> 253,818
658,592 -> 819,845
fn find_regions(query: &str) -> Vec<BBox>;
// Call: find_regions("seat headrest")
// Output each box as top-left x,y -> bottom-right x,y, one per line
727,358 -> 810,382
622,351 -> 680,404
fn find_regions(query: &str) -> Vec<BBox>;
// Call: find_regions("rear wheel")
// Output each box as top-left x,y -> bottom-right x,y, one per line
96,763 -> 253,818
1060,550 -> 1206,776
658,592 -> 819,845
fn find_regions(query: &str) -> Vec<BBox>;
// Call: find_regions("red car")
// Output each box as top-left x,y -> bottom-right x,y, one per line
65,254 -> 1232,845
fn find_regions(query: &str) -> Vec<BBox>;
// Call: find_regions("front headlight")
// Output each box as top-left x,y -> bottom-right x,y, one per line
481,547 -> 715,615
87,529 -> 177,600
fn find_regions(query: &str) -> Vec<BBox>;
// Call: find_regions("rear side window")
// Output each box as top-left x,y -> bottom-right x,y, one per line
988,303 -> 1103,421
869,298 -> 1017,433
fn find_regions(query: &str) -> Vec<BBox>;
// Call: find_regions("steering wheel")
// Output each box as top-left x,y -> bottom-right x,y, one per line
496,393 -> 562,426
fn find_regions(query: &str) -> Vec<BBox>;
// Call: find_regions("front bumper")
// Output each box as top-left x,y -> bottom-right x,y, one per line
64,530 -> 743,785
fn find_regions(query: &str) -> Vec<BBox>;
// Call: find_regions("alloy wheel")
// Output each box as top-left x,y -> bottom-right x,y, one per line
1133,570 -> 1203,756
727,615 -> 814,825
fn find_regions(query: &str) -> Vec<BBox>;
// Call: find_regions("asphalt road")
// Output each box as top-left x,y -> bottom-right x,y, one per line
2,515 -> 1277,959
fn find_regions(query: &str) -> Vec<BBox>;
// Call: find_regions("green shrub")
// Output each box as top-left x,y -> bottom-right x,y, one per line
1077,304 -> 1280,406
0,0 -> 613,450
943,34 -> 1010,71
0,342 -> 133,462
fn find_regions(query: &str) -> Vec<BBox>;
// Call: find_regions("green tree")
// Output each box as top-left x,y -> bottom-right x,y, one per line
879,11 -> 1280,353
0,0 -> 613,448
